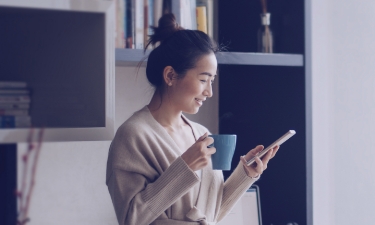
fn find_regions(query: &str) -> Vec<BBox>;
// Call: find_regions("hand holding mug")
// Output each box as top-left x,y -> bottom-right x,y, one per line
181,132 -> 216,171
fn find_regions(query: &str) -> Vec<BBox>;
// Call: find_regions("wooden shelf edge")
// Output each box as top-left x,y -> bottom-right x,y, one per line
115,49 -> 304,67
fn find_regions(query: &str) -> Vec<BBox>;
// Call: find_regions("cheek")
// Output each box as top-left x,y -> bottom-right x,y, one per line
176,82 -> 201,98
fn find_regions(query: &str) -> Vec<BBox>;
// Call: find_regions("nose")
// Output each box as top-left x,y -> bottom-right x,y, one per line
203,83 -> 213,98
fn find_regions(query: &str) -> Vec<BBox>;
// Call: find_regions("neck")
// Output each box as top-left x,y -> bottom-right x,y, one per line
148,90 -> 185,129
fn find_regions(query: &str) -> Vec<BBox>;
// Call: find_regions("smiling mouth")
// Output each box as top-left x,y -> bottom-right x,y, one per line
195,98 -> 203,105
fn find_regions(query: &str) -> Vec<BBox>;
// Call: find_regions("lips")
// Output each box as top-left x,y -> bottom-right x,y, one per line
195,98 -> 204,106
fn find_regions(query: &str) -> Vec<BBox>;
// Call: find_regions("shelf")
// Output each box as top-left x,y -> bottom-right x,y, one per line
115,48 -> 304,67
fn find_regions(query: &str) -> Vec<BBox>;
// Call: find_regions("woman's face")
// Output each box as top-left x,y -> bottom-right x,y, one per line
169,53 -> 217,114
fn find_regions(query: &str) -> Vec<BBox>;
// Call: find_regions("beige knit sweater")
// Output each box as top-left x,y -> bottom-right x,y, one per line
106,106 -> 259,225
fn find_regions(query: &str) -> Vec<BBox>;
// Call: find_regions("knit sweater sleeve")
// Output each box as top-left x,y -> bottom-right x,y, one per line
106,122 -> 200,225
217,161 -> 260,222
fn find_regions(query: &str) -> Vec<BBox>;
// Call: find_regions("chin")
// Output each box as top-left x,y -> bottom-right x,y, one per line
183,107 -> 200,115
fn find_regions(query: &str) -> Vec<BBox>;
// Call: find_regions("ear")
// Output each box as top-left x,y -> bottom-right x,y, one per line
163,66 -> 177,87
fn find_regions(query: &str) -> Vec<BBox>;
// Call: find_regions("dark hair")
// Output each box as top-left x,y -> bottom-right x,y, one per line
145,13 -> 221,90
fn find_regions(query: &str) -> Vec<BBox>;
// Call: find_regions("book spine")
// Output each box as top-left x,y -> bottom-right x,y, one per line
0,103 -> 30,110
120,0 -> 126,48
163,0 -> 172,15
0,82 -> 27,88
115,0 -> 121,48
0,115 -> 31,128
0,109 -> 29,116
148,0 -> 154,36
0,89 -> 30,95
190,0 -> 197,30
181,0 -> 192,29
172,0 -> 182,26
153,0 -> 163,26
196,6 -> 207,34
207,0 -> 214,38
131,0 -> 136,48
0,96 -> 31,103
134,0 -> 144,49
144,0 -> 149,48
123,0 -> 127,47
126,0 -> 133,48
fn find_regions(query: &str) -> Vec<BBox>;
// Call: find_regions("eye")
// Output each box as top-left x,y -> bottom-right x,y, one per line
200,80 -> 207,83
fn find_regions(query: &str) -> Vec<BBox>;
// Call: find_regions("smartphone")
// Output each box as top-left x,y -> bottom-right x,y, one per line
246,130 -> 296,166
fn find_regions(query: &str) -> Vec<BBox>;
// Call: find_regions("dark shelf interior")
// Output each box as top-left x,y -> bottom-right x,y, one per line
219,64 -> 306,225
218,0 -> 304,54
0,144 -> 17,225
218,0 -> 307,224
0,6 -> 106,128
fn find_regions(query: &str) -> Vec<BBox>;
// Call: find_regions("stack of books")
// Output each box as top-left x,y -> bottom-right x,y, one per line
0,81 -> 32,128
115,0 -> 215,49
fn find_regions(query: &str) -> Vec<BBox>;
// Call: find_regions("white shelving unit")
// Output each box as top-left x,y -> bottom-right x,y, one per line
115,48 -> 304,67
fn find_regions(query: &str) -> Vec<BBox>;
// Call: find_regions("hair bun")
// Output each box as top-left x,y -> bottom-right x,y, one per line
146,13 -> 184,48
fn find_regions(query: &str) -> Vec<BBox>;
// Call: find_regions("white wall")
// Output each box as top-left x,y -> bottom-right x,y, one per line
311,0 -> 375,224
17,141 -> 117,225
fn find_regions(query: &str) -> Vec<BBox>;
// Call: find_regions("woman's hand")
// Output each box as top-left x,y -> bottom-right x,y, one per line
240,145 -> 279,178
181,132 -> 216,171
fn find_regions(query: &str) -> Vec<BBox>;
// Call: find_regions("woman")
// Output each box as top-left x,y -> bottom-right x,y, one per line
106,14 -> 279,225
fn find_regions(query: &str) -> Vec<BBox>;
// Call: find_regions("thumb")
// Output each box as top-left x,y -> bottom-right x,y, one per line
197,132 -> 209,142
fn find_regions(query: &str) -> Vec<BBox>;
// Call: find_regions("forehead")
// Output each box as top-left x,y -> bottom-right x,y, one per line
194,53 -> 217,73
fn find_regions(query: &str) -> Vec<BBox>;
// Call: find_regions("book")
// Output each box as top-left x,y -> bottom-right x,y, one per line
134,0 -> 144,49
172,0 -> 196,30
115,0 -> 126,48
154,0 -> 163,26
196,6 -> 207,33
163,0 -> 172,15
206,0 -> 213,38
190,0 -> 197,30
126,0 -> 134,48
0,89 -> 30,95
0,81 -> 27,89
196,0 -> 214,38
0,95 -> 31,103
0,103 -> 30,110
144,0 -> 154,48
0,115 -> 31,128
0,109 -> 29,116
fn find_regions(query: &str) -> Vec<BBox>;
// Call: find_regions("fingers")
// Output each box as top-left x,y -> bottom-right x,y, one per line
262,149 -> 273,164
254,156 -> 264,174
240,155 -> 248,166
207,146 -> 216,155
202,137 -> 214,148
244,145 -> 264,160
242,145 -> 280,178
197,132 -> 214,146
251,145 -> 264,155
197,132 -> 209,141
271,145 -> 280,158
197,132 -> 215,155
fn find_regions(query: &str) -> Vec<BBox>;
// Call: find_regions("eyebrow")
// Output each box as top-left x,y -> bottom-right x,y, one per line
199,72 -> 217,77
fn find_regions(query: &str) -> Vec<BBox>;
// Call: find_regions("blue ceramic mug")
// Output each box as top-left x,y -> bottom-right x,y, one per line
208,134 -> 237,170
